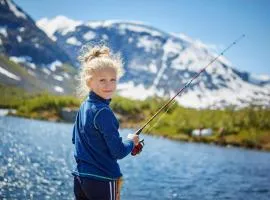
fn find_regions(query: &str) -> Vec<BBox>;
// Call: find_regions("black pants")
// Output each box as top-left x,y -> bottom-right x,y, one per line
74,176 -> 118,200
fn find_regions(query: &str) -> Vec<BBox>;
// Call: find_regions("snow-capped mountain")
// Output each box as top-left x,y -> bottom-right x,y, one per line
37,16 -> 270,109
0,0 -> 72,65
0,0 -> 76,94
1,0 -> 268,108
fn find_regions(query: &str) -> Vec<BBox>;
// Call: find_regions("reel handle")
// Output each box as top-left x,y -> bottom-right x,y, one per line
131,139 -> 144,156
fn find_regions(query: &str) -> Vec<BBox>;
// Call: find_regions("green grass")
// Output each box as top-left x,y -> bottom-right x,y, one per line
13,93 -> 80,121
1,83 -> 269,151
0,84 -> 31,109
16,94 -> 80,114
0,84 -> 80,120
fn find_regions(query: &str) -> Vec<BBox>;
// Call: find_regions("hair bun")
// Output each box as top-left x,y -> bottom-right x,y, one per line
84,46 -> 110,62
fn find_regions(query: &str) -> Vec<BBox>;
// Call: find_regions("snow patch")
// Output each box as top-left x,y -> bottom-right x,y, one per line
183,72 -> 190,78
149,63 -> 158,73
172,33 -> 217,51
0,27 -> 8,37
163,74 -> 168,80
129,60 -> 148,71
152,39 -> 183,86
172,33 -> 193,43
6,0 -> 27,19
53,75 -> 64,81
86,20 -> 119,29
48,60 -> 62,71
163,39 -> 183,55
128,37 -> 133,43
83,31 -> 96,40
18,27 -> 25,32
86,20 -> 145,29
212,53 -> 232,67
27,63 -> 36,69
16,35 -> 22,42
54,86 -> 64,93
9,56 -> 36,69
86,21 -> 105,29
66,37 -> 82,46
10,56 -> 29,63
117,82 -> 158,99
36,15 -> 82,41
137,36 -> 161,52
102,34 -> 108,40
63,72 -> 70,79
0,66 -> 21,81
119,24 -> 162,37
42,68 -> 51,75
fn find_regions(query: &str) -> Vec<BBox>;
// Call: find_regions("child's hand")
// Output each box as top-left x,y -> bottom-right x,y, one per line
127,134 -> 139,146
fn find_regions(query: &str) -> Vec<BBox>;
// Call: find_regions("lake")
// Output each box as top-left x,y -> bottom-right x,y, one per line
0,116 -> 270,200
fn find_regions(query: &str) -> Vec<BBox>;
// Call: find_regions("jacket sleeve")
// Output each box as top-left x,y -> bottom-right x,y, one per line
94,107 -> 134,159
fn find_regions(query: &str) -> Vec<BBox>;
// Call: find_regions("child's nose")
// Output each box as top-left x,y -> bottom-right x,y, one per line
105,81 -> 113,88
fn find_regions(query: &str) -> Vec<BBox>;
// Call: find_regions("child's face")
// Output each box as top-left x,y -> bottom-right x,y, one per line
88,67 -> 117,99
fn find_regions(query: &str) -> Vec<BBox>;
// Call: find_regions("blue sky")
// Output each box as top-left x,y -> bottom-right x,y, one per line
14,0 -> 270,75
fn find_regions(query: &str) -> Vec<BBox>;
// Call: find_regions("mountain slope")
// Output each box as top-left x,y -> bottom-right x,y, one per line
37,16 -> 270,109
0,54 -> 77,95
0,1 -> 77,95
0,0 -> 72,65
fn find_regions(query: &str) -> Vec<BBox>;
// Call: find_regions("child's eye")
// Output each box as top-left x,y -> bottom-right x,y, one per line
100,79 -> 105,82
111,79 -> 116,82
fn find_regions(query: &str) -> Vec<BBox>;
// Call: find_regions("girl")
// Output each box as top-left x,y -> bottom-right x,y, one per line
72,44 -> 139,200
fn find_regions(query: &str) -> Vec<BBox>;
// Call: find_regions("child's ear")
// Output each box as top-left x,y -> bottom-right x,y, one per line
86,79 -> 92,89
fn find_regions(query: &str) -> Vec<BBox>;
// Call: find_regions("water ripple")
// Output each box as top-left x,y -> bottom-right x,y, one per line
1,116 -> 270,200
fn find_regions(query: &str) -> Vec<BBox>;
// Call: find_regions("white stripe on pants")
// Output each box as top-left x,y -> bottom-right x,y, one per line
109,181 -> 117,200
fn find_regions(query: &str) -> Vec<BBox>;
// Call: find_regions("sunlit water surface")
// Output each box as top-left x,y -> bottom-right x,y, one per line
1,116 -> 270,200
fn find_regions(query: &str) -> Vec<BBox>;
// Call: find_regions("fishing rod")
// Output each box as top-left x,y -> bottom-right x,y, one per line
131,34 -> 245,156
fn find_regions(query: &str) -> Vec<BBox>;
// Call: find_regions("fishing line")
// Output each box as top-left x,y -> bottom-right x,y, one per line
143,99 -> 176,135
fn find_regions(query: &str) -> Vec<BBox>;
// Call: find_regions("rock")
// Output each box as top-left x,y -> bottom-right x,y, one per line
60,107 -> 78,122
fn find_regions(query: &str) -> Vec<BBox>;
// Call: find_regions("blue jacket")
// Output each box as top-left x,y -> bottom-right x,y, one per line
72,91 -> 134,181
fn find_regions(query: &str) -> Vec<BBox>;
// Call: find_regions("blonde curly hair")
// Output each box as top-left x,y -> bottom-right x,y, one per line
77,44 -> 124,99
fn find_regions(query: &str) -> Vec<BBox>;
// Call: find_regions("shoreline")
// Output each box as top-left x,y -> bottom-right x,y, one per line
3,112 -> 270,152
119,123 -> 270,152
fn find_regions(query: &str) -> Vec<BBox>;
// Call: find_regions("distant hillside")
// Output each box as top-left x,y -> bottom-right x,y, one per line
0,54 -> 77,95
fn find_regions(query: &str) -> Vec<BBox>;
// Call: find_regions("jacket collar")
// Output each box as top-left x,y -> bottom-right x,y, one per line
87,91 -> 111,105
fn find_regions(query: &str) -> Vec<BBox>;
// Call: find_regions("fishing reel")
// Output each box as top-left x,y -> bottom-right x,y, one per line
131,139 -> 144,156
